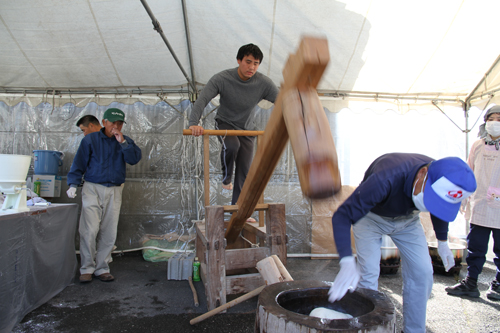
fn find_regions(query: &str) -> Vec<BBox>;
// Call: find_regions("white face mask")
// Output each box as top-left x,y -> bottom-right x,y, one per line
412,173 -> 428,212
486,121 -> 500,137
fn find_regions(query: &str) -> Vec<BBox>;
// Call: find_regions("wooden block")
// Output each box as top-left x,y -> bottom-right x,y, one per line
282,37 -> 329,90
282,87 -> 341,198
256,257 -> 283,285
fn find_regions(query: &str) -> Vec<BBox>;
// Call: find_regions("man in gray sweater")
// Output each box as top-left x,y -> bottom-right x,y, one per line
189,44 -> 279,205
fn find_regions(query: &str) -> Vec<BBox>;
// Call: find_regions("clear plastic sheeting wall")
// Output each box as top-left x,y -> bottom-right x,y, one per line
0,99 -> 479,256
0,99 -> 310,255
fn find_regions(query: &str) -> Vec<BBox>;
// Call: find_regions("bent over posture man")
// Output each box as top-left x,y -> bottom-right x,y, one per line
188,43 -> 279,205
328,153 -> 476,333
67,108 -> 142,283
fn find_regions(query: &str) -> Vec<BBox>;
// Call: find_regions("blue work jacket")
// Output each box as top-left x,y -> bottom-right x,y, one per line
332,153 -> 449,258
67,128 -> 142,187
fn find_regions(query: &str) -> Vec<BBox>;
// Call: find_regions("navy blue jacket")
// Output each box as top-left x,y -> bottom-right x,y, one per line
67,128 -> 142,187
332,153 -> 448,258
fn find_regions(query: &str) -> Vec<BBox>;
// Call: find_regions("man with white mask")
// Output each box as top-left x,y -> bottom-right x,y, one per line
446,105 -> 500,300
328,153 -> 476,333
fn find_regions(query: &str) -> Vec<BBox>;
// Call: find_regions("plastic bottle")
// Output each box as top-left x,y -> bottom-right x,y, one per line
33,180 -> 41,196
193,257 -> 200,282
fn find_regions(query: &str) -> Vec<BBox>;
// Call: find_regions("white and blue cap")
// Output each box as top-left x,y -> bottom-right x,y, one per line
424,157 -> 477,221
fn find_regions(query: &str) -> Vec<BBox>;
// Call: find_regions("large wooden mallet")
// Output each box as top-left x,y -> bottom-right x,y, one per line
225,36 -> 341,246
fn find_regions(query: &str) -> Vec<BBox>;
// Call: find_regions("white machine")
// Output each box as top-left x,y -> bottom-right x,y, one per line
0,154 -> 32,213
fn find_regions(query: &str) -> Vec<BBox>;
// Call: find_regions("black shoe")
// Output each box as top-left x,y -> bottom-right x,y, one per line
445,279 -> 480,298
486,280 -> 500,300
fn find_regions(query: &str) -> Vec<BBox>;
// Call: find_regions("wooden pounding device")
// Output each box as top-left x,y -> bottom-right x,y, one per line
185,36 -> 341,311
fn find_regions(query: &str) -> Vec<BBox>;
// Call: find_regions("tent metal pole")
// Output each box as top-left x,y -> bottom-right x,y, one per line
464,103 -> 469,161
465,53 -> 500,104
181,0 -> 198,98
140,0 -> 196,92
431,100 -> 471,161
320,91 -> 464,103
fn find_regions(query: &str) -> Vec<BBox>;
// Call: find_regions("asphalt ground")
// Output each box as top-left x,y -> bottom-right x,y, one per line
12,251 -> 500,333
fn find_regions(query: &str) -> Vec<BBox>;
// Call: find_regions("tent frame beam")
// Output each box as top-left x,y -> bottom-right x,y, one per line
140,0 -> 196,93
319,90 -> 466,104
181,0 -> 198,98
465,53 -> 500,106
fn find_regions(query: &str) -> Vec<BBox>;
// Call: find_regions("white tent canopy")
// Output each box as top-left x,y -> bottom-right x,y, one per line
1,0 -> 500,110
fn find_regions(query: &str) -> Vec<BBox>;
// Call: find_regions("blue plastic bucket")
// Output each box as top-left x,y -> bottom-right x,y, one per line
33,150 -> 64,175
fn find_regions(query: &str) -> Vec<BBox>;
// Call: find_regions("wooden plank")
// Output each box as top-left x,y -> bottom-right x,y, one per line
205,205 -> 226,311
225,247 -> 270,271
225,273 -> 264,295
204,134 -> 210,207
242,221 -> 267,240
183,129 -> 264,136
225,36 -> 331,245
222,203 -> 269,213
266,203 -> 287,266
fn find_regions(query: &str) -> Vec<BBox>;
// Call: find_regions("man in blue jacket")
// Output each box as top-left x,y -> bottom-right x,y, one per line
328,153 -> 476,333
67,108 -> 142,283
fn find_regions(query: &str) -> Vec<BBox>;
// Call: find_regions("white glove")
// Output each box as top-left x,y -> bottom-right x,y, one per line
328,256 -> 360,302
66,187 -> 77,199
437,240 -> 454,272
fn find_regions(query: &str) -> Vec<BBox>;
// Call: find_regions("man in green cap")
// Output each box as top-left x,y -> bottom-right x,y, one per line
67,107 -> 142,283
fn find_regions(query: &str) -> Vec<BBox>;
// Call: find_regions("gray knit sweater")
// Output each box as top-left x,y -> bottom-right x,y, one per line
188,68 -> 279,130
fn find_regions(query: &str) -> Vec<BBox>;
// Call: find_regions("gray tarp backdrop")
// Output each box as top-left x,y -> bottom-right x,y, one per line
0,204 -> 78,333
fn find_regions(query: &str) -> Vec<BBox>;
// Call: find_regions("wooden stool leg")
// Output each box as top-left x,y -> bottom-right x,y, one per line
205,205 -> 226,311
266,203 -> 287,266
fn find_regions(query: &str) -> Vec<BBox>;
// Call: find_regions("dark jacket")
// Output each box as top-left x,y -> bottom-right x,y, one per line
67,128 -> 141,187
332,153 -> 448,258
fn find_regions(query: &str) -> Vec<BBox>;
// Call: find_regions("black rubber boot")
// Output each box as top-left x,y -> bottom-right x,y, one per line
445,278 -> 480,298
486,280 -> 500,301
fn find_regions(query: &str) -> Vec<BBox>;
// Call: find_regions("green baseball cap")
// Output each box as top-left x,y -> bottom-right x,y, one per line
103,108 -> 126,123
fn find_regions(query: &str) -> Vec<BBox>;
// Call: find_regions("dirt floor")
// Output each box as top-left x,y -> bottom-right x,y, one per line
11,251 -> 500,333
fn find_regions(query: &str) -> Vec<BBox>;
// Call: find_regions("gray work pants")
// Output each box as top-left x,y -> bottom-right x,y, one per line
79,182 -> 123,276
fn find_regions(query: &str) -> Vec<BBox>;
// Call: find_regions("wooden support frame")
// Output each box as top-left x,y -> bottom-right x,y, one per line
185,35 -> 338,311
183,129 -> 265,211
194,203 -> 287,311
